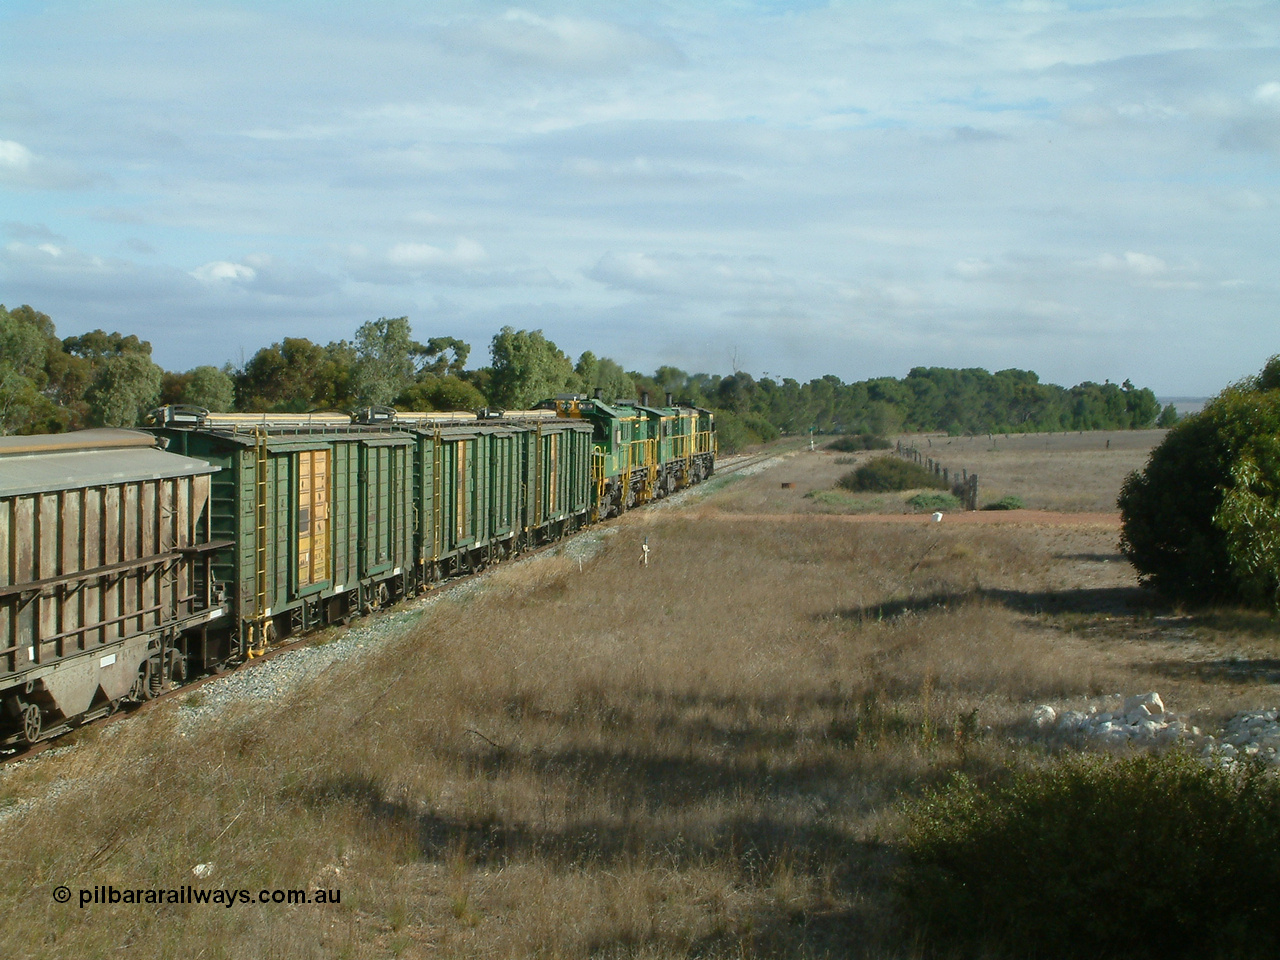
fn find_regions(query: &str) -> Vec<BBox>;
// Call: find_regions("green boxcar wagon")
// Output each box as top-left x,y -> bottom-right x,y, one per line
375,410 -> 593,581
149,409 -> 416,660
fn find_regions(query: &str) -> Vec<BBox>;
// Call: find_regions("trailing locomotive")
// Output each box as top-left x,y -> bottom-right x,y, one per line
542,392 -> 716,517
0,398 -> 715,745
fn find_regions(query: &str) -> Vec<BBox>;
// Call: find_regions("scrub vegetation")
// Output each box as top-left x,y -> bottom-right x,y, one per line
826,432 -> 892,452
838,457 -> 949,493
1,433 -> 1276,959
899,752 -> 1280,958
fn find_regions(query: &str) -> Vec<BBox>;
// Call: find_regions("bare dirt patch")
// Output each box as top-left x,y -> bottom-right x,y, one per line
690,507 -> 1120,527
709,429 -> 1163,516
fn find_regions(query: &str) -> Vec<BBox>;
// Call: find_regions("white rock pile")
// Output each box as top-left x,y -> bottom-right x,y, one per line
1030,692 -> 1280,764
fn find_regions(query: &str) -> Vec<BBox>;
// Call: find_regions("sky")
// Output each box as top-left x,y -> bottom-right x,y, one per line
1,1 -> 1278,396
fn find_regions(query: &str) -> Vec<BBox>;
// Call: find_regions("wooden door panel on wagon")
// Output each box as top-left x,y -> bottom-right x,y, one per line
296,449 -> 330,590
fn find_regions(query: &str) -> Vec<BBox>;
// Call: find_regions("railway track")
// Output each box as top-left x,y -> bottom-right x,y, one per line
4,447 -> 775,765
711,444 -> 801,477
1,514 -> 616,764
714,450 -> 782,476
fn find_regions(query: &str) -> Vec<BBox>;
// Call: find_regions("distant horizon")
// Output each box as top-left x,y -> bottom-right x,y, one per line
1159,397 -> 1209,415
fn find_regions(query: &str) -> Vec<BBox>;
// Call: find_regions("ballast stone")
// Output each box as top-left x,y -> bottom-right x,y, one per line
1031,705 -> 1057,729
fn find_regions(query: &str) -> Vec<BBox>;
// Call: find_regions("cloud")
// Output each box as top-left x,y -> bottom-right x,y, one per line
340,240 -> 560,289
952,125 -> 1006,142
3,221 -> 63,242
1096,251 -> 1168,276
192,260 -> 256,283
343,239 -> 486,284
190,254 -> 341,298
586,251 -> 790,300
0,140 -> 36,176
0,139 -> 95,189
3,239 -> 121,279
454,10 -> 680,74
1253,82 -> 1280,106
952,258 -> 994,278
564,156 -> 742,186
387,239 -> 486,269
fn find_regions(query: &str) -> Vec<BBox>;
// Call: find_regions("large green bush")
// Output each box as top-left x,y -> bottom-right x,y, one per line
1119,357 -> 1280,607
711,408 -> 778,454
838,456 -> 948,493
826,432 -> 891,452
896,752 -> 1280,958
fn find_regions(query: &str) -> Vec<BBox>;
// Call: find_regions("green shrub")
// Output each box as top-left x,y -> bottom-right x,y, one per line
826,432 -> 892,452
741,412 -> 780,444
1119,356 -> 1280,607
906,492 -> 960,512
837,457 -> 948,493
711,408 -> 779,453
982,495 -> 1024,511
896,752 -> 1280,958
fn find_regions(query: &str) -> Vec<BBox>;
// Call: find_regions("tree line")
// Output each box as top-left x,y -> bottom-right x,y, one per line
0,304 -> 1173,449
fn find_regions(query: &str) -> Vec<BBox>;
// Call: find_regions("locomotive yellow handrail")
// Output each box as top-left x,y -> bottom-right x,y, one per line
591,448 -> 607,520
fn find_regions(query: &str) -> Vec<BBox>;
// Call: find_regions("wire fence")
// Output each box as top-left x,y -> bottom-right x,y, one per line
895,440 -> 979,510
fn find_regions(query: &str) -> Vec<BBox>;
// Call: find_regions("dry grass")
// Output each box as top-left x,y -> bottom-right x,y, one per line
0,435 -> 1275,959
899,429 -> 1165,512
717,429 -> 1165,515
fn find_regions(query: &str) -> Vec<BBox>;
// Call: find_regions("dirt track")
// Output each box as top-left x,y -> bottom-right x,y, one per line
688,508 -> 1122,528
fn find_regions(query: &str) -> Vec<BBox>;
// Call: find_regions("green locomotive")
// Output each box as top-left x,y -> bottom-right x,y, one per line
540,393 -> 716,518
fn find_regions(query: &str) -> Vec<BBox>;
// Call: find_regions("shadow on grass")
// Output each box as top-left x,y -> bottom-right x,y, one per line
833,588 -> 1277,649
1190,609 -> 1280,640
1142,657 -> 1280,686
826,585 -> 1166,621
305,769 -> 868,870
295,768 -> 903,958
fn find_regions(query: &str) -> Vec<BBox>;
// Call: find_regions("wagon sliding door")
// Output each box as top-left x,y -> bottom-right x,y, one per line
358,439 -> 413,580
295,449 -> 331,593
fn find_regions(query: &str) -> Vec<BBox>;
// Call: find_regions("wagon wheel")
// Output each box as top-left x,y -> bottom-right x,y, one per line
21,703 -> 41,744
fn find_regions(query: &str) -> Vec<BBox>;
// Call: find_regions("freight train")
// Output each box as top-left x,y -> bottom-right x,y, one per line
0,398 -> 714,745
